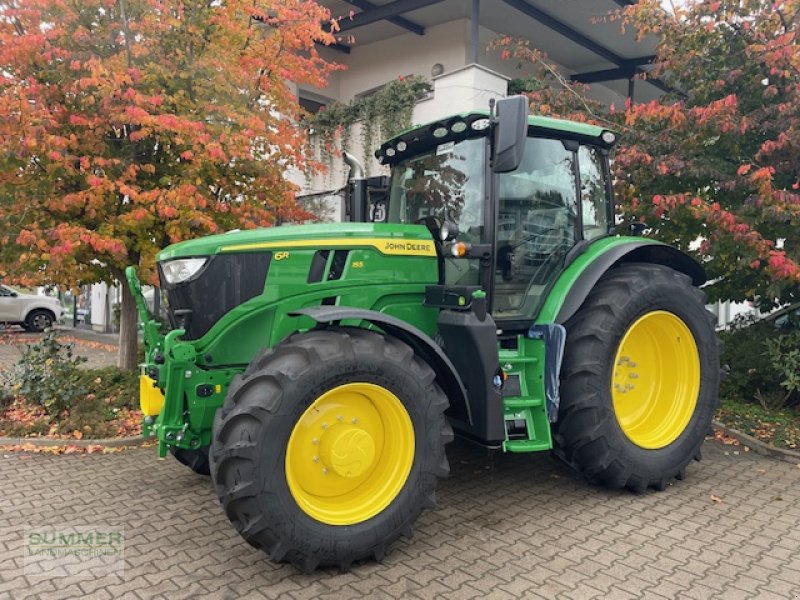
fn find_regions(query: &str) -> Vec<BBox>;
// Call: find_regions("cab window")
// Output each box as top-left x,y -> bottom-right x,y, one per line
579,145 -> 610,240
387,138 -> 486,285
493,137 -> 578,320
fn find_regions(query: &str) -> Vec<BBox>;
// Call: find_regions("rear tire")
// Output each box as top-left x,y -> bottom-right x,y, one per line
170,447 -> 210,476
556,263 -> 719,492
210,327 -> 452,572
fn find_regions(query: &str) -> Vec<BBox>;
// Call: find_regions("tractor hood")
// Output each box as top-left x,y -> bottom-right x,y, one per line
157,222 -> 437,261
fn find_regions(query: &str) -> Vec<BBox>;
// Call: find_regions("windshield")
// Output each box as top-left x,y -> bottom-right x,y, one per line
387,138 -> 485,243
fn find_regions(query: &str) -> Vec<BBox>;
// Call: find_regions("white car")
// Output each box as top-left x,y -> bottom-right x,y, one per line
0,285 -> 64,332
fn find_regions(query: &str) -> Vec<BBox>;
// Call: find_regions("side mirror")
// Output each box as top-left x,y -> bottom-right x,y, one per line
491,95 -> 529,173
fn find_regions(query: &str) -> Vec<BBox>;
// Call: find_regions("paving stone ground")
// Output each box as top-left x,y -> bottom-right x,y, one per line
1,437 -> 799,600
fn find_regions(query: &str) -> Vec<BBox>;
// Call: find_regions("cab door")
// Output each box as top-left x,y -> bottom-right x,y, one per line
490,137 -> 579,326
489,138 -> 612,328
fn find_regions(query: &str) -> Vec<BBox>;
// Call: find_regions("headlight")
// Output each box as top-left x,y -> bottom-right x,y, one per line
161,258 -> 207,285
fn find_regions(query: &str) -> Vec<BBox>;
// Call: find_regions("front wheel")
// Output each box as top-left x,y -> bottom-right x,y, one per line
170,446 -> 210,476
210,328 -> 452,572
556,263 -> 720,492
25,309 -> 54,332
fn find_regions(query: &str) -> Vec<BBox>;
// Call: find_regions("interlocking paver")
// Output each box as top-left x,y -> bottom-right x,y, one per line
1,439 -> 799,599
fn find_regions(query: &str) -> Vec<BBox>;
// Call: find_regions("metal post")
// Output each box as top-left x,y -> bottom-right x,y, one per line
627,77 -> 635,104
471,0 -> 480,64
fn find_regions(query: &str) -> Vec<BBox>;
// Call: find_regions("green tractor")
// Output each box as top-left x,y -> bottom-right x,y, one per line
127,96 -> 719,571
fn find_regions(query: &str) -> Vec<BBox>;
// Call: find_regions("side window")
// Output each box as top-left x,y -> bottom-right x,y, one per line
494,138 -> 578,320
0,286 -> 10,297
579,145 -> 610,240
388,138 -> 486,286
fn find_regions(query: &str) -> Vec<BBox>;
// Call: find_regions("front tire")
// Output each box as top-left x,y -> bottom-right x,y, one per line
210,328 -> 452,571
556,263 -> 719,492
170,447 -> 210,476
25,309 -> 54,332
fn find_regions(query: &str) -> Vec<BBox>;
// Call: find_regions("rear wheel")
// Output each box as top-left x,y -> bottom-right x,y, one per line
210,327 -> 452,571
556,263 -> 719,492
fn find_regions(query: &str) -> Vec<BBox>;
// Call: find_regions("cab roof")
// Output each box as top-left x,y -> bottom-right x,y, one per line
376,110 -> 615,166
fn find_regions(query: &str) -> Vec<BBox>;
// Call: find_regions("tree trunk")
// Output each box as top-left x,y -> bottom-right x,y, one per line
118,277 -> 139,372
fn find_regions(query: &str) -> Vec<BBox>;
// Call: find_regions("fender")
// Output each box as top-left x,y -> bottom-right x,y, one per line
537,238 -> 707,326
289,306 -> 472,424
21,300 -> 62,323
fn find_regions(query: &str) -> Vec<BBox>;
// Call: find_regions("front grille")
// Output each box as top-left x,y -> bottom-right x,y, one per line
159,252 -> 271,340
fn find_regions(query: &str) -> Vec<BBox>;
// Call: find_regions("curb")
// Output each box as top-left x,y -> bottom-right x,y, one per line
0,435 -> 148,448
712,420 -> 800,465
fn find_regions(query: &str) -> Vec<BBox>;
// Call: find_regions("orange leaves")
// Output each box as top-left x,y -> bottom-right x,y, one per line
205,143 -> 228,163
0,0 -> 337,289
68,114 -> 90,127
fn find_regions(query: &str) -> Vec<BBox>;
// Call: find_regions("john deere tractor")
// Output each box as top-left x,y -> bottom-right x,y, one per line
127,96 -> 719,571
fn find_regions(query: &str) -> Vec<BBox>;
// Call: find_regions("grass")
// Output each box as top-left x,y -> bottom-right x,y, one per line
716,397 -> 800,451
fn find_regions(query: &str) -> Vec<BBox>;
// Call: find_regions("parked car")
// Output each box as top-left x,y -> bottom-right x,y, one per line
0,284 -> 64,332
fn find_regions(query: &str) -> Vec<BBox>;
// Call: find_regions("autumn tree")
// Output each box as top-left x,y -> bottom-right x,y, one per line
616,0 -> 800,308
0,0 -> 340,370
497,0 -> 800,309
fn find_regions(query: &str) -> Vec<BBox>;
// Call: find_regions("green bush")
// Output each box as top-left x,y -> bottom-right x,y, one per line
1,333 -> 139,438
1,330 -> 88,417
719,316 -> 800,411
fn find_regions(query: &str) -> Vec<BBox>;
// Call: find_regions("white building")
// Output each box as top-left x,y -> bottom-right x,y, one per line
291,0 -> 663,201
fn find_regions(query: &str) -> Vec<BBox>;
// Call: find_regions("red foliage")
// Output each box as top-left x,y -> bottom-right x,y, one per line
497,1 -> 800,306
0,0 -> 342,289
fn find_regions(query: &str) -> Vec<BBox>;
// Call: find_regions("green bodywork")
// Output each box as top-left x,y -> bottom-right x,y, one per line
127,223 -> 663,457
125,109 -> 672,457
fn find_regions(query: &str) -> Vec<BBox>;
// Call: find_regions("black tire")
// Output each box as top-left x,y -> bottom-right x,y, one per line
556,263 -> 720,493
209,327 -> 452,572
170,446 -> 211,476
25,309 -> 54,333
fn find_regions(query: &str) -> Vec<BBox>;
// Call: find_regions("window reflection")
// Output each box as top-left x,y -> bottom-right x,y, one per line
388,139 -> 484,242
388,139 -> 485,285
494,138 -> 577,319
579,145 -> 609,240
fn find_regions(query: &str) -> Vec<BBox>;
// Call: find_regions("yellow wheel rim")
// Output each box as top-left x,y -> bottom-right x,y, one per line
612,311 -> 701,449
285,383 -> 415,526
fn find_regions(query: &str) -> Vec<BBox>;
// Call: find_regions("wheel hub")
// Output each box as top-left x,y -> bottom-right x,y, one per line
324,428 -> 376,478
285,382 -> 415,526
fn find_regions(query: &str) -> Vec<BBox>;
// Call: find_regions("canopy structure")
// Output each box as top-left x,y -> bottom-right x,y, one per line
317,0 -> 666,103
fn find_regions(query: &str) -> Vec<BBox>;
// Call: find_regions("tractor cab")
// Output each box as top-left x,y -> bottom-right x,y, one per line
372,98 -> 617,331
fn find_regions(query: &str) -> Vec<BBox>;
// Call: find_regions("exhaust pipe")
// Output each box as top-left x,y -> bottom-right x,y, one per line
344,152 -> 365,181
344,152 -> 367,222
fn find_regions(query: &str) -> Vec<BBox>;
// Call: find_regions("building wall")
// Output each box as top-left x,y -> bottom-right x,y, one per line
305,20 -> 470,105
294,18 -> 631,204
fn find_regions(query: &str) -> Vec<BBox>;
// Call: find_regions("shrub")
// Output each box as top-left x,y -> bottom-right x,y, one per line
719,316 -> 800,411
1,330 -> 88,417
